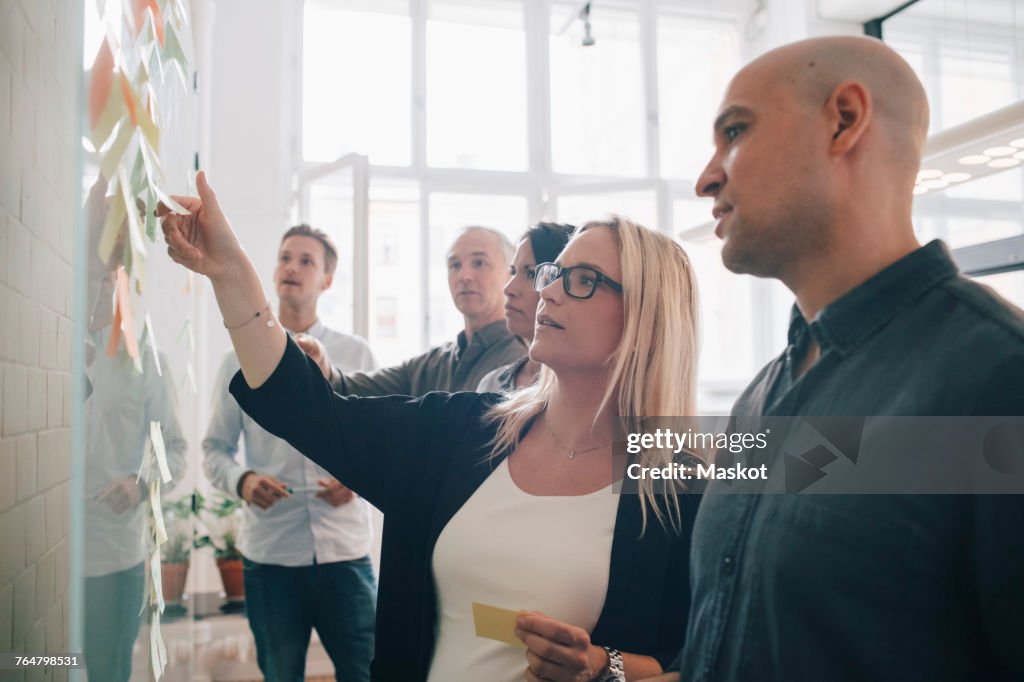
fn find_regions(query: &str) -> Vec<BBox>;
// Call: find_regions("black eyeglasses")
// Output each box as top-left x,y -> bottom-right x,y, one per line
533,262 -> 624,300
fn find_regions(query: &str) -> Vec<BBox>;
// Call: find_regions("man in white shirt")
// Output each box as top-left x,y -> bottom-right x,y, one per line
203,225 -> 378,682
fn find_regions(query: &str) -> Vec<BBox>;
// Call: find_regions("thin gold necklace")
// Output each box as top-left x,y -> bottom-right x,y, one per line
542,412 -> 613,459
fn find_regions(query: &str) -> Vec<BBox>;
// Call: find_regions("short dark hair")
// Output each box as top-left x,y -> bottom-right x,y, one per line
522,222 -> 575,265
280,224 -> 338,275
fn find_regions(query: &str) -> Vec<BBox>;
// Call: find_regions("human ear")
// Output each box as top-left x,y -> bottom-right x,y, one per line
827,80 -> 872,155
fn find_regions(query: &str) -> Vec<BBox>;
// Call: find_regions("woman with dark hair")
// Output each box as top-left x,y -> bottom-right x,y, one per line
478,222 -> 576,392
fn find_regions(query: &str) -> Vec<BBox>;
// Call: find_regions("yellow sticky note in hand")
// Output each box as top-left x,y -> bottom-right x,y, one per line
472,602 -> 528,650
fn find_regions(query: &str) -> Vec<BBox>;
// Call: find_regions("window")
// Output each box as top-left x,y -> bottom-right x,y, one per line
549,2 -> 645,177
368,182 -> 422,366
300,0 -> 747,404
555,191 -> 657,229
427,0 -> 528,170
883,0 -> 1024,288
658,13 -> 739,181
303,0 -> 411,165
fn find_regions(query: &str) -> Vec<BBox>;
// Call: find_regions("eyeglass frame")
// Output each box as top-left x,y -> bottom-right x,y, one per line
532,262 -> 624,300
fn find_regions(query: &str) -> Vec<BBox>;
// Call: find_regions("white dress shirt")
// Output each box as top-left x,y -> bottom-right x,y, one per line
202,319 -> 378,566
84,327 -> 187,576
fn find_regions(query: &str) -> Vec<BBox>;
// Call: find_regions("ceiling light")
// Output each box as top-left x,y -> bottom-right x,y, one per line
983,146 -> 1018,157
920,179 -> 949,190
918,100 -> 1024,194
917,169 -> 943,180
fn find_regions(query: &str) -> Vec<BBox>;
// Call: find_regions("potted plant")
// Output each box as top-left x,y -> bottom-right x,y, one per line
195,492 -> 246,600
160,495 -> 195,605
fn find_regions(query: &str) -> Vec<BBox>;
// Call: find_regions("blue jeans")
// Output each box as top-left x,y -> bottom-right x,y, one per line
243,556 -> 377,682
84,562 -> 145,682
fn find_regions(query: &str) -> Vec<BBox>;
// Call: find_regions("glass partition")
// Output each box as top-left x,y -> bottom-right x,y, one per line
74,1 -> 203,679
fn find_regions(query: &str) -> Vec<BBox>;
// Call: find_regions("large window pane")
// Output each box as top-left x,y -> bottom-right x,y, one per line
555,191 -> 657,230
427,193 -> 528,346
658,12 -> 739,181
367,182 -> 423,366
975,270 -> 1024,308
306,168 -> 357,334
304,0 -> 411,165
550,3 -> 645,177
885,0 -> 1023,133
426,0 -> 528,170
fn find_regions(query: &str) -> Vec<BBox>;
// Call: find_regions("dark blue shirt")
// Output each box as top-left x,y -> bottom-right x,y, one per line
677,241 -> 1024,681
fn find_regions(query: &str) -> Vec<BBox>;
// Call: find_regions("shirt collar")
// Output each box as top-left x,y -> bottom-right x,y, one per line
284,317 -> 324,338
787,240 -> 959,356
456,319 -> 512,351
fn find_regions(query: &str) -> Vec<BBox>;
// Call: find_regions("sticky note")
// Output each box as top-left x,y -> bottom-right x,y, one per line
472,602 -> 527,649
150,421 -> 172,483
150,545 -> 165,613
150,480 -> 167,545
144,312 -> 162,376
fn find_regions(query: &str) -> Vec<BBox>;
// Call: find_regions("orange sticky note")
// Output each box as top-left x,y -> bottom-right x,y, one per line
472,602 -> 527,650
114,266 -> 140,363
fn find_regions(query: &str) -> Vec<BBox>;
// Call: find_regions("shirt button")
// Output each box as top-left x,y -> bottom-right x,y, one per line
722,555 -> 735,575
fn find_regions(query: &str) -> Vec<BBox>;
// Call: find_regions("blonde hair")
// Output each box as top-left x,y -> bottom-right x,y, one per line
484,216 -> 701,532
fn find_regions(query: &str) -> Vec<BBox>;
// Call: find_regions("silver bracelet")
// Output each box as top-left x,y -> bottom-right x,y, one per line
599,647 -> 625,682
224,304 -> 275,330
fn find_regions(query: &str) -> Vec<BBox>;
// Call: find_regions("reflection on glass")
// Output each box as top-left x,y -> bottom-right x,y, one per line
427,0 -> 528,170
427,193 -> 527,346
82,179 -> 187,681
303,0 -> 412,165
550,2 -> 645,176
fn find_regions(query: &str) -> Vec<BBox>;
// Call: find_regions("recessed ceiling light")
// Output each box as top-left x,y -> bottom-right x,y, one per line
959,154 -> 991,165
916,169 -> 943,181
942,172 -> 971,182
987,158 -> 1021,169
983,146 -> 1018,157
1014,151 -> 1024,161
912,186 -> 929,195
1010,138 -> 1024,148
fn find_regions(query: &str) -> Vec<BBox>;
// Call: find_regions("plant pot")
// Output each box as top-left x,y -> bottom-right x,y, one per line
216,557 -> 245,600
161,560 -> 190,604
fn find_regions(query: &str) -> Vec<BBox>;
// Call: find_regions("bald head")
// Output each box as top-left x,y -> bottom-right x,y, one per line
695,35 -> 929,289
746,36 -> 929,171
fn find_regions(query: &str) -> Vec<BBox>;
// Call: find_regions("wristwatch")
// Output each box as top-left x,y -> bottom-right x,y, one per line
599,647 -> 625,682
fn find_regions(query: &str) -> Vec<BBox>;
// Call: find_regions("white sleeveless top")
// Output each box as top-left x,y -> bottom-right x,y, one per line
427,459 -> 618,682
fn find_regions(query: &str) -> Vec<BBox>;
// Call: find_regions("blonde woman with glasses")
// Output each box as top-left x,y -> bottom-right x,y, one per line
161,172 -> 702,682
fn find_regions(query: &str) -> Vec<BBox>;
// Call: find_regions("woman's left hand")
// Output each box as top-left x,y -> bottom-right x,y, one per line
516,612 -> 608,681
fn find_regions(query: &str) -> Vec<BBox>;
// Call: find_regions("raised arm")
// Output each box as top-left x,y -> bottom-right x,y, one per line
159,171 -> 286,389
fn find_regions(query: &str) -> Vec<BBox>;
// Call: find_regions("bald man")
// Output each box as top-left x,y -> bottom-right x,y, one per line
313,226 -> 525,396
664,36 -> 1024,682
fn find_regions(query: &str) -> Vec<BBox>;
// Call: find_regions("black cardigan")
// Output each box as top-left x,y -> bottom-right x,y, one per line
231,337 -> 700,681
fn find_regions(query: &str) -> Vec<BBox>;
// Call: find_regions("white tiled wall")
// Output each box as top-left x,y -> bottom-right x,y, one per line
0,0 -> 80,679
